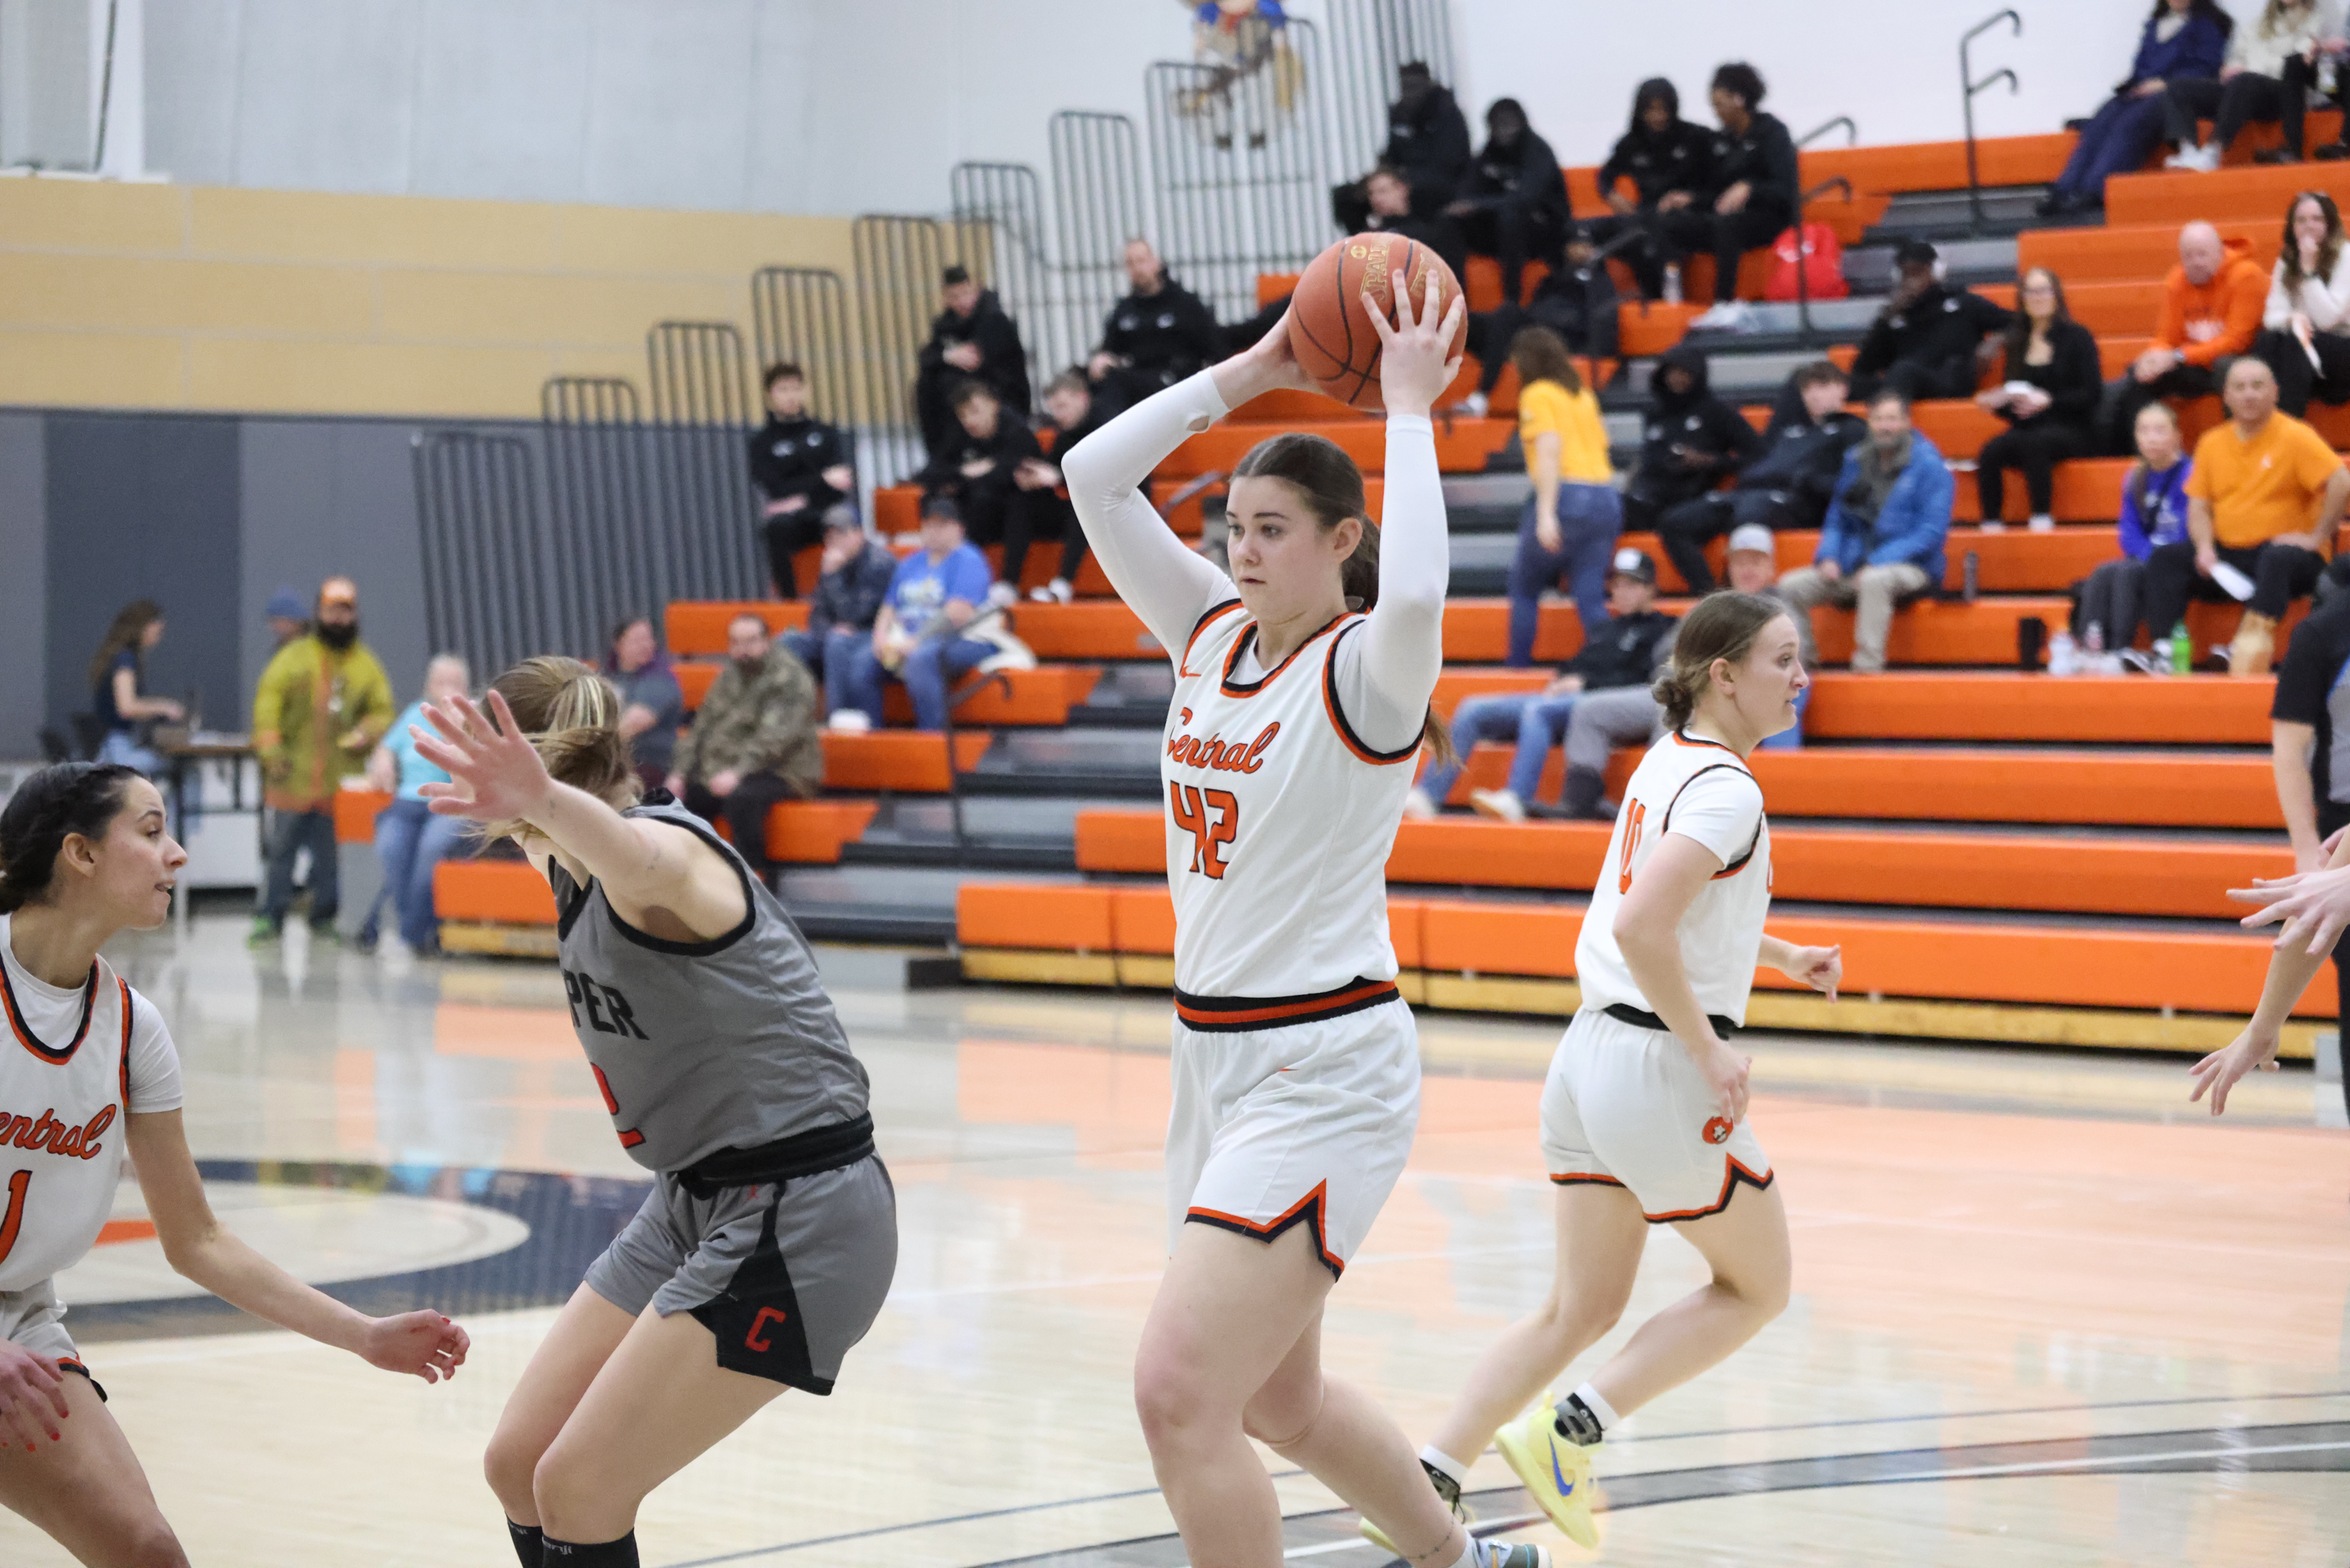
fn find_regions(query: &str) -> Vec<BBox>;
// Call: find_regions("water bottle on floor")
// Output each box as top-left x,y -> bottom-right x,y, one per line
2170,621 -> 2194,674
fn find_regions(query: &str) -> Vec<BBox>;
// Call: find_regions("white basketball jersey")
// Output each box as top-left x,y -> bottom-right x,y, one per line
1163,602 -> 1416,1011
0,945 -> 137,1293
1575,729 -> 1773,1024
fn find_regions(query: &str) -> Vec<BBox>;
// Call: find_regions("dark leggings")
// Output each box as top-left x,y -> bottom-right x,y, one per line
1655,205 -> 1786,302
1976,420 -> 2093,520
1005,493 -> 1089,586
763,510 -> 826,598
2255,326 -> 2350,417
2140,538 -> 2326,636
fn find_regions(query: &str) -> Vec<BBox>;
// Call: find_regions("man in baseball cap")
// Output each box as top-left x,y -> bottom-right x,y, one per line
1724,523 -> 1780,595
1850,235 -> 2011,403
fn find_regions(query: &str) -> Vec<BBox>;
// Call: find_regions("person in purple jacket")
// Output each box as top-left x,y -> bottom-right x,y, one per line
2073,401 -> 2193,652
2039,0 -> 2232,218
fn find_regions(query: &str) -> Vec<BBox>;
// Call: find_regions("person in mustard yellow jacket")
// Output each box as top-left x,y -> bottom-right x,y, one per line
249,577 -> 394,944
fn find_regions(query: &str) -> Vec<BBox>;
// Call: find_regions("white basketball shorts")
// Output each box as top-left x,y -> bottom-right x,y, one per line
1539,1007 -> 1774,1222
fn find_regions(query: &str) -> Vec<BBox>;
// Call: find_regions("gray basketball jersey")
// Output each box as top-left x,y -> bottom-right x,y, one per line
550,799 -> 870,1173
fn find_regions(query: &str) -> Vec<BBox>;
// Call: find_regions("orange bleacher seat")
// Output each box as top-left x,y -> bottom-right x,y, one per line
1800,133 -> 2076,197
666,601 -> 810,656
677,661 -> 1097,725
820,731 -> 990,793
958,883 -> 1114,953
2017,218 -> 2276,286
1953,460 -> 2129,525
2103,137 -> 2350,227
1806,671 -> 2270,744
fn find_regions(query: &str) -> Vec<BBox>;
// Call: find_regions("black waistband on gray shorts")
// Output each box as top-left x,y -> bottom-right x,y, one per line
1602,1002 -> 1737,1039
677,1112 -> 876,1199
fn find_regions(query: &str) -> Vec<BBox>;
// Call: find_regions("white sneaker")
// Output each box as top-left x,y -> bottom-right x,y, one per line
986,580 -> 1019,609
2187,141 -> 2223,172
1402,787 -> 1438,821
1468,788 -> 1527,824
2027,513 -> 2056,533
1691,300 -> 1755,333
1977,518 -> 2006,534
1462,390 -> 1490,418
2164,143 -> 2206,171
1045,577 -> 1074,604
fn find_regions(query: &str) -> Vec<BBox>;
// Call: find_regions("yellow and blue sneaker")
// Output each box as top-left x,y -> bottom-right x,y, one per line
1493,1396 -> 1600,1550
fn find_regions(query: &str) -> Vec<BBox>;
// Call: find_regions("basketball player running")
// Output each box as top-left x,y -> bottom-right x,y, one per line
1066,273 -> 1543,1568
413,662 -> 895,1568
0,762 -> 469,1564
1392,594 -> 1839,1551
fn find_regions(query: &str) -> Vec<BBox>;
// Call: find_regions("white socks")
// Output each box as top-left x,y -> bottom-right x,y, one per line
1420,1444 -> 1469,1493
1571,1382 -> 1620,1432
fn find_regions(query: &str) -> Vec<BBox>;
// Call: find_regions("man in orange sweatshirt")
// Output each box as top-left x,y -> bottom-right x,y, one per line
2101,220 -> 2267,452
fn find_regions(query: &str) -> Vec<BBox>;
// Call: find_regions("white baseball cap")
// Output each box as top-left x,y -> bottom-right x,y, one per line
1726,523 -> 1776,558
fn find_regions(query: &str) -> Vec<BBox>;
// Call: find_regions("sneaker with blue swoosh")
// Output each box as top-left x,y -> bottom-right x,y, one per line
1492,1395 -> 1599,1549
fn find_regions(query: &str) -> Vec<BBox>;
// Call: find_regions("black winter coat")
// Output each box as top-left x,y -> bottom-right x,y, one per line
1379,85 -> 1474,208
807,540 -> 899,638
1734,406 -> 1867,528
1101,278 -> 1225,388
1566,608 -> 1676,689
1704,111 -> 1800,225
1631,344 -> 1762,506
919,289 -> 1032,413
746,415 -> 853,513
1465,127 -> 1572,227
1852,282 -> 2014,383
1597,120 -> 1715,209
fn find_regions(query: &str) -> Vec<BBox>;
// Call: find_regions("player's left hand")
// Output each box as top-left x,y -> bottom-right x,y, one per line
1364,270 -> 1464,420
2187,1026 -> 2281,1116
1779,943 -> 1841,999
2230,862 -> 2350,954
413,690 -> 555,826
359,1310 -> 470,1383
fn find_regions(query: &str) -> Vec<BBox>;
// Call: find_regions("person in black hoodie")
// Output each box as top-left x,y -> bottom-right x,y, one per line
1232,166 -> 1466,352
747,362 -> 857,598
1088,238 -> 1224,416
1669,62 -> 1801,329
1461,223 -> 1620,411
916,267 -> 1031,459
1973,266 -> 2103,530
1849,239 -> 2014,402
1016,371 -> 1111,603
919,381 -> 1050,605
1445,97 -> 1572,306
1656,359 -> 1864,592
1589,78 -> 1717,301
1332,60 -> 1473,231
1620,341 -> 1763,540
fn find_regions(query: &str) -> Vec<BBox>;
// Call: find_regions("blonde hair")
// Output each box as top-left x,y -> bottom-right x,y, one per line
1652,592 -> 1790,730
483,655 -> 639,841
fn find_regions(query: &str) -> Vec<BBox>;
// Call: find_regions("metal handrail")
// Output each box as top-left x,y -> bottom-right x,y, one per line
1961,9 -> 2024,235
1796,116 -> 1858,151
1789,176 -> 1854,344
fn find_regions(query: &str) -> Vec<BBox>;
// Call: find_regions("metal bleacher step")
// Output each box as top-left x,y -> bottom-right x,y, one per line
776,865 -> 977,944
1063,664 -> 1175,730
836,795 -> 1093,872
965,728 -> 1166,797
1860,185 -> 2054,244
1842,231 -> 2020,294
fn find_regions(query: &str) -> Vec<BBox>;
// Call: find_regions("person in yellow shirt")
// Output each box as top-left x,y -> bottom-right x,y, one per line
1506,326 -> 1619,665
2142,356 -> 2350,675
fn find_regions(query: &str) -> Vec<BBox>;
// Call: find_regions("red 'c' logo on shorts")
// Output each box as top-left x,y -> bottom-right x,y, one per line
1702,1116 -> 1734,1145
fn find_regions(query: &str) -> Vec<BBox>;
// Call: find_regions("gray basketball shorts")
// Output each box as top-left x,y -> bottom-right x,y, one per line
584,1155 -> 897,1394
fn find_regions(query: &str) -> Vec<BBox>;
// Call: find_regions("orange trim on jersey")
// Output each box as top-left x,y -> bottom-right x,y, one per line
1320,620 -> 1421,766
1186,1180 -> 1346,1277
1180,599 -> 1245,678
1641,1156 -> 1775,1224
1548,1171 -> 1626,1187
1219,613 -> 1348,697
0,957 -> 98,1066
1174,977 -> 1400,1031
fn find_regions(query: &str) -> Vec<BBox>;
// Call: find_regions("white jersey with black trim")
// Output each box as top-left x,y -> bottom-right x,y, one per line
1574,729 -> 1773,1024
0,917 -> 184,1293
1163,602 -> 1417,1014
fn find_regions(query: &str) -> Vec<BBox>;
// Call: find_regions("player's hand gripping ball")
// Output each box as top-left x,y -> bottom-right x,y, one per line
1285,232 -> 1467,410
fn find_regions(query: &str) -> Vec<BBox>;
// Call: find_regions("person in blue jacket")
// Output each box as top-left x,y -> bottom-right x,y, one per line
2073,400 -> 2194,652
2040,0 -> 2232,217
1773,389 -> 1954,672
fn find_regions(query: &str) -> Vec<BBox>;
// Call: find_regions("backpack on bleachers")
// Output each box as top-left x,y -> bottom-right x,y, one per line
1764,222 -> 1847,303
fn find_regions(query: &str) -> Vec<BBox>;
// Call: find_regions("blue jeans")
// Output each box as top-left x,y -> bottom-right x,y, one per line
1419,693 -> 1537,804
781,625 -> 873,719
1755,685 -> 1810,752
261,807 -> 339,928
95,730 -> 191,833
2052,94 -> 2166,203
842,634 -> 993,730
1506,482 -> 1622,666
1506,694 -> 1581,802
362,798 -> 464,950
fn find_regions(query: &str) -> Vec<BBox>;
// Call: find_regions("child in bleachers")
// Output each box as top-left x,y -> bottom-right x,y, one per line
1016,372 -> 1110,605
2074,402 -> 2192,660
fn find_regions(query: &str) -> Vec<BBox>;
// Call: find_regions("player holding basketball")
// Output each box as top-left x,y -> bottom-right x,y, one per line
1388,594 -> 1839,1551
1066,272 -> 1545,1568
0,762 -> 468,1564
412,662 -> 895,1568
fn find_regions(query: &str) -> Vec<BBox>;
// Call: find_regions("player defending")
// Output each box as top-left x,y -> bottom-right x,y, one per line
0,763 -> 468,1564
2200,826 -> 2350,1115
1392,595 -> 1840,1551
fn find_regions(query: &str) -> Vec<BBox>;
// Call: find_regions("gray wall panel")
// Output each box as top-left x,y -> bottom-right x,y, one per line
0,412 -> 47,758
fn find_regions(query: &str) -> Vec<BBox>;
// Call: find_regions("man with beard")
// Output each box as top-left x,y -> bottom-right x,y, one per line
1088,238 -> 1225,416
664,611 -> 821,890
249,576 -> 395,944
916,266 -> 1032,459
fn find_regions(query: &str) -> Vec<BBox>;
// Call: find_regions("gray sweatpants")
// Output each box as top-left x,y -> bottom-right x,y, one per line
1775,562 -> 1934,672
1563,686 -> 1665,775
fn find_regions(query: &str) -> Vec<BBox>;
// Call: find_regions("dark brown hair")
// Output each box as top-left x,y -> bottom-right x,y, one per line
1229,433 -> 1452,764
1652,591 -> 1793,730
1791,359 -> 1848,392
2280,190 -> 2344,295
483,657 -> 639,841
2003,266 -> 2074,369
1507,326 -> 1583,396
88,599 -> 161,692
0,763 -> 142,913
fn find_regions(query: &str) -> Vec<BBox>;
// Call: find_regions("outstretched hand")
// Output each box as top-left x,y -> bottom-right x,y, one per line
1363,269 -> 1465,419
2187,1026 -> 2281,1116
411,690 -> 554,827
2229,862 -> 2350,955
360,1310 -> 471,1383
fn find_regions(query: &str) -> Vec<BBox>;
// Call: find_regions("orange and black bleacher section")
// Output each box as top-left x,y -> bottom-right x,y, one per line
436,126 -> 2345,1055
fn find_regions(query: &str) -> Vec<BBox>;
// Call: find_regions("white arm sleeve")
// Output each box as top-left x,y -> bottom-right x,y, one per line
1330,414 -> 1448,750
1062,370 -> 1238,655
124,989 -> 185,1115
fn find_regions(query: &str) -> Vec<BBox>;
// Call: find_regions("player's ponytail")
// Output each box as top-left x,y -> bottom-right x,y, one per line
0,763 -> 141,914
483,656 -> 640,841
1231,432 -> 1452,763
1654,591 -> 1790,730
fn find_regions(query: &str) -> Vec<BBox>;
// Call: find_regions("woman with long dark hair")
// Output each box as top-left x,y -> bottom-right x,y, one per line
2040,0 -> 2232,216
2254,189 -> 2350,414
86,600 -> 182,778
2163,0 -> 2333,169
1974,267 -> 2103,531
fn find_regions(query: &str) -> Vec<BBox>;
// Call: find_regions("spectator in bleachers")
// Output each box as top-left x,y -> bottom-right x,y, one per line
265,585 -> 307,650
1088,239 -> 1224,417
1332,61 -> 1473,232
2254,190 -> 2350,415
1443,97 -> 1571,308
1676,62 -> 1799,333
1589,78 -> 1716,301
1232,165 -> 1468,354
251,577 -> 395,945
88,599 -> 182,778
1503,326 -> 1620,665
781,512 -> 900,720
2038,0 -> 2232,217
1727,524 -> 1808,751
357,653 -> 469,956
2100,220 -> 2267,452
663,611 -> 819,889
919,380 -> 1051,607
916,266 -> 1031,460
2141,355 -> 2350,674
1974,267 -> 2103,532
748,361 -> 857,599
1461,223 -> 1619,416
1016,371 -> 1109,605
1620,340 -> 1762,568
1850,240 -> 2013,403
2072,402 -> 2193,655
1775,389 -> 1954,672
1405,548 -> 1674,822
1658,359 -> 1863,593
604,615 -> 685,796
843,495 -> 996,732
2163,0 -> 2335,170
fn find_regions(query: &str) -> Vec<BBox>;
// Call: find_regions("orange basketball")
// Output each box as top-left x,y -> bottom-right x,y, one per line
1284,232 -> 1466,411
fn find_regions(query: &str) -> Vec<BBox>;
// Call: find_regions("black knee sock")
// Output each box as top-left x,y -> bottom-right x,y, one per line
506,1520 -> 545,1568
542,1533 -> 638,1567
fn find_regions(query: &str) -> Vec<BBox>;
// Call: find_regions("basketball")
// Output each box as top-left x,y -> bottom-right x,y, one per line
1284,232 -> 1466,410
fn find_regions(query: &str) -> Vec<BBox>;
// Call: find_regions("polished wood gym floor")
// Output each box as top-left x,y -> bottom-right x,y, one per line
3,915 -> 2343,1566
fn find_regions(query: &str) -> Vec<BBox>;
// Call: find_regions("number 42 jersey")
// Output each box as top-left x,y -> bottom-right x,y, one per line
1162,601 -> 1417,1001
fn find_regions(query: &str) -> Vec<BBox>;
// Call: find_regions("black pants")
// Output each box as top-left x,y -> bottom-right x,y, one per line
2254,326 -> 2350,417
1849,354 -> 1980,405
2164,69 -> 2300,154
763,510 -> 826,598
914,365 -> 964,461
1588,209 -> 1666,298
2072,556 -> 2150,646
1008,493 -> 1089,587
1976,420 -> 2093,520
1458,197 -> 1566,307
958,480 -> 1061,587
1654,205 -> 1785,303
682,771 -> 802,886
2141,538 -> 2326,639
1656,489 -> 1798,594
2101,360 -> 2227,454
